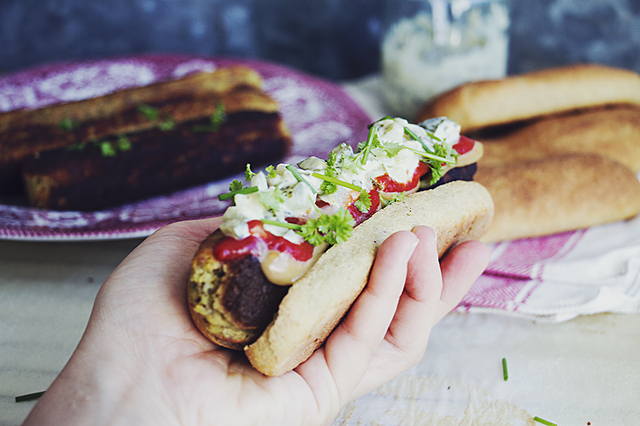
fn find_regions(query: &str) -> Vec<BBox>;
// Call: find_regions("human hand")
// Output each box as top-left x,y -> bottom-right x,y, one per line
23,218 -> 490,426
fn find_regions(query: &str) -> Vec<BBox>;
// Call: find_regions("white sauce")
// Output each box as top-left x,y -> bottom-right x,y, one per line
219,117 -> 468,285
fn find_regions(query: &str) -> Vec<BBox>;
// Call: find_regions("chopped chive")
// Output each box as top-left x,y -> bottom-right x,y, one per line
218,186 -> 259,201
408,148 -> 456,164
312,172 -> 362,192
502,358 -> 508,381
286,165 -> 317,194
15,390 -> 45,403
533,416 -> 557,426
261,219 -> 302,230
360,125 -> 377,165
404,126 -> 431,152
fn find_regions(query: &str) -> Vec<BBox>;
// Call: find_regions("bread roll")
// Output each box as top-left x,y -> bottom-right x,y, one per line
417,64 -> 640,132
479,105 -> 640,172
475,155 -> 640,243
245,180 -> 494,376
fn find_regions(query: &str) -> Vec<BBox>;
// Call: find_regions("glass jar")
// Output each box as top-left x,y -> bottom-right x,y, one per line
381,0 -> 510,119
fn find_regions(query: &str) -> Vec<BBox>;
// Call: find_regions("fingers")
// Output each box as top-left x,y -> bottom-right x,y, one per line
315,231 -> 419,402
346,226 -> 441,399
435,239 -> 490,321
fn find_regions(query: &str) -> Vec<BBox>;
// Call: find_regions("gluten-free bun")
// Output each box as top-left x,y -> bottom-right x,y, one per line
475,155 -> 640,243
478,105 -> 640,172
245,180 -> 494,376
417,64 -> 640,132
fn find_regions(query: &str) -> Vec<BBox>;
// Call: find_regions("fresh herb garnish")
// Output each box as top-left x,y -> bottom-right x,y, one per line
386,191 -> 406,205
218,186 -> 258,201
502,358 -> 508,381
261,211 -> 355,246
259,187 -> 285,211
138,104 -> 175,131
533,417 -> 557,426
158,116 -> 175,131
58,117 -> 80,132
286,165 -> 316,194
192,102 -> 227,132
358,125 -> 379,165
137,104 -> 160,121
229,179 -> 244,192
265,165 -> 277,179
312,172 -> 362,192
299,210 -> 355,245
245,164 -> 256,181
311,172 -> 371,213
15,390 -> 45,403
354,190 -> 372,213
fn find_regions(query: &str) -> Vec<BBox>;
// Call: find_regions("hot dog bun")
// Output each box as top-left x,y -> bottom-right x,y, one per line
416,64 -> 640,132
475,155 -> 640,243
244,180 -> 494,376
478,105 -> 640,172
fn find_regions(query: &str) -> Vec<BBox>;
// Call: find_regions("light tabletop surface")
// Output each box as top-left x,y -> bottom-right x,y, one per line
2,77 -> 640,426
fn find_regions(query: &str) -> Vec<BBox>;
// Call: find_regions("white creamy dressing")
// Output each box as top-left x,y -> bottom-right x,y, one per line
219,116 -> 468,285
382,1 -> 510,118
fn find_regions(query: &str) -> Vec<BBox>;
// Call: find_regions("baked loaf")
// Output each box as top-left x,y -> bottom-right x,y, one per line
478,105 -> 640,172
417,64 -> 640,132
475,155 -> 640,243
243,180 -> 494,376
1,66 -> 292,209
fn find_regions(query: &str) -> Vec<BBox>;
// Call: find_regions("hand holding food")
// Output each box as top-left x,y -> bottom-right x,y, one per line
188,117 -> 494,376
22,204 -> 491,426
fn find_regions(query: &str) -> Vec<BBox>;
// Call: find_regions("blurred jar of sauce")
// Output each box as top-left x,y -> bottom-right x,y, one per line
381,0 -> 510,119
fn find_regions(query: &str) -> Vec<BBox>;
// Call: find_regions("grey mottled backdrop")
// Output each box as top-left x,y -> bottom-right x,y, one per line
1,0 -> 640,80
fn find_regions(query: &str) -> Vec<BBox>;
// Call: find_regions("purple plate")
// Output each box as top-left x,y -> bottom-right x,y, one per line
0,55 -> 373,241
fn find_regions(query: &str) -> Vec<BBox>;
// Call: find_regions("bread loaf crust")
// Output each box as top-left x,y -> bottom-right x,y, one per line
417,64 -> 640,132
244,181 -> 494,376
478,105 -> 640,172
475,154 -> 640,243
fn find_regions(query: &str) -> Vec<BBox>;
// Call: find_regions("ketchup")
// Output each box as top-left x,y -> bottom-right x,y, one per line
453,135 -> 475,155
375,161 -> 429,193
348,188 -> 381,225
214,220 -> 315,262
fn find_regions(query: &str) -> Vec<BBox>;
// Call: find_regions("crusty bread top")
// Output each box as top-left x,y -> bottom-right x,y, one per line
245,181 -> 494,376
417,64 -> 640,132
475,154 -> 640,243
479,105 -> 640,172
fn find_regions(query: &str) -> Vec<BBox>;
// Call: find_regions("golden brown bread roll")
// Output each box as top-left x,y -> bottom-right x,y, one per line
478,105 -> 640,172
417,64 -> 640,132
475,154 -> 640,243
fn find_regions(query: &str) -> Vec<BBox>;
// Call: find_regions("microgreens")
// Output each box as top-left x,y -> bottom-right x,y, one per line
259,187 -> 285,212
265,165 -> 277,179
245,164 -> 256,181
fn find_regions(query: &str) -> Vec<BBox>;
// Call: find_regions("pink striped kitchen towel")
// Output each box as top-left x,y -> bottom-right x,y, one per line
457,205 -> 640,323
